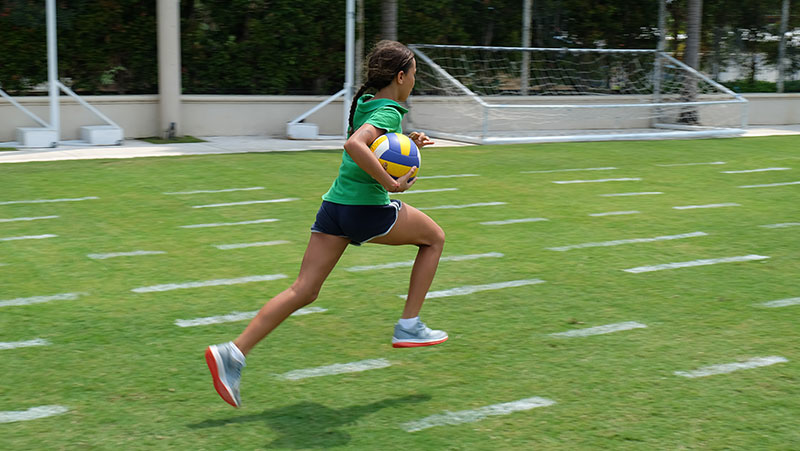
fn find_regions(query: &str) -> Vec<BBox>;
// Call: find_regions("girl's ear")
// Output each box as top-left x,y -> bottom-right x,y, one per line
396,70 -> 407,85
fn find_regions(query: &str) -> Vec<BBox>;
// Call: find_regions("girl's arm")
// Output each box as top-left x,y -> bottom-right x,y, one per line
344,123 -> 417,193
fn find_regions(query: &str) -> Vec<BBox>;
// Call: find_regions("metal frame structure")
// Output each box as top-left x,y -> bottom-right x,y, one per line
408,44 -> 749,144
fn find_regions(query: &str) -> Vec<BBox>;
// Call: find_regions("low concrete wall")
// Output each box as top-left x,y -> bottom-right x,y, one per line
1,93 -> 798,141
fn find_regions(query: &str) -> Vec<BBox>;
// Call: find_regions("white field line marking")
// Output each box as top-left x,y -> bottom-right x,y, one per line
401,397 -> 556,432
400,279 -> 545,300
673,203 -> 740,210
0,292 -> 85,308
213,240 -> 290,250
623,255 -> 769,274
656,161 -> 726,167
521,167 -> 617,174
418,202 -> 507,210
163,186 -> 265,195
278,358 -> 391,381
599,192 -> 663,197
0,405 -> 69,424
0,338 -> 51,350
393,188 -> 459,195
192,197 -> 299,208
480,218 -> 548,225
552,178 -> 641,184
589,211 -> 640,217
346,252 -> 504,272
179,218 -> 279,228
550,321 -> 647,337
0,234 -> 58,242
175,306 -> 326,327
0,215 -> 59,223
87,250 -> 166,260
417,174 -> 479,179
132,274 -> 288,293
0,196 -> 98,205
739,181 -> 800,188
547,231 -> 708,251
758,297 -> 800,308
760,222 -> 800,229
674,356 -> 788,378
721,167 -> 790,174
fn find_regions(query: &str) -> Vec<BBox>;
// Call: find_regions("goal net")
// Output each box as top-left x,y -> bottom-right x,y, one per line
407,44 -> 748,144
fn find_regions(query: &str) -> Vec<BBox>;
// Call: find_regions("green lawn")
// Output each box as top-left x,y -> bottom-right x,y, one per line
1,136 -> 798,449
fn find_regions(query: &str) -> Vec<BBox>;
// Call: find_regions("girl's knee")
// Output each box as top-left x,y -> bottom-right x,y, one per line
290,281 -> 320,306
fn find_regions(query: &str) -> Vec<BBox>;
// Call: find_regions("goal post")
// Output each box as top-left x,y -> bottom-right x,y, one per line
407,44 -> 748,144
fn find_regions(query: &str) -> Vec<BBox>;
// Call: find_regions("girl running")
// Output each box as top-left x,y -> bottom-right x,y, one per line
206,40 -> 447,408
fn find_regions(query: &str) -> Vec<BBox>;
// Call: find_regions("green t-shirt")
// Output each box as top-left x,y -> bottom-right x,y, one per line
322,94 -> 408,205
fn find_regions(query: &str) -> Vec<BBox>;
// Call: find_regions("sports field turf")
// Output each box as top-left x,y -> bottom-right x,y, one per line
1,136 -> 798,449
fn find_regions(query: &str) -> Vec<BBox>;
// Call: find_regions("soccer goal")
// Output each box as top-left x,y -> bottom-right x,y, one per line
407,44 -> 748,144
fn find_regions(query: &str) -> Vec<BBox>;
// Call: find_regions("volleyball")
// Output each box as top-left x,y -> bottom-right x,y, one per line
370,132 -> 421,179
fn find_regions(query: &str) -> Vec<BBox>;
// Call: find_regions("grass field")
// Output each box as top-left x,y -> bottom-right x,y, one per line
1,136 -> 799,450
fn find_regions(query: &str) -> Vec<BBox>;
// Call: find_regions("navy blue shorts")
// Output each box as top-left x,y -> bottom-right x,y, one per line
311,200 -> 403,245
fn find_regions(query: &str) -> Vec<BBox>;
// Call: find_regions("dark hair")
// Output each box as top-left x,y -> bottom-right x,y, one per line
348,40 -> 415,134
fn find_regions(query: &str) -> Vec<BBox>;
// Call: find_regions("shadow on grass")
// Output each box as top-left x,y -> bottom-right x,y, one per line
188,393 -> 430,448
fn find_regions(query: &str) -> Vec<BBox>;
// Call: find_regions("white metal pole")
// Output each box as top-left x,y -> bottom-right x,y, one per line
777,0 -> 790,93
344,0 -> 356,136
46,0 -> 59,140
157,0 -> 182,137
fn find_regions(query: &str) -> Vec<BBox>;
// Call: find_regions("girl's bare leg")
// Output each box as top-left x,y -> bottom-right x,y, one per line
234,232 -> 350,356
368,204 -> 445,318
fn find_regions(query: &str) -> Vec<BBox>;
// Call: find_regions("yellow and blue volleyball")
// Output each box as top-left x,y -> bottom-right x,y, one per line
369,132 -> 421,179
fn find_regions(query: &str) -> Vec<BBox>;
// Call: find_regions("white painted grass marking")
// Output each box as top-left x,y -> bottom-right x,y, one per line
552,177 -> 641,184
656,161 -> 726,167
163,186 -> 265,195
589,211 -> 640,217
480,218 -> 548,225
417,174 -> 479,179
175,306 -> 326,327
345,252 -> 504,272
401,397 -> 556,432
721,167 -> 791,174
739,181 -> 800,188
521,167 -> 617,174
547,231 -> 708,252
0,234 -> 58,242
673,203 -> 740,210
400,279 -> 545,300
0,338 -> 51,350
674,356 -> 788,378
0,196 -> 98,205
760,222 -> 800,229
0,292 -> 85,308
346,252 -> 503,272
132,274 -> 288,293
599,192 -> 663,197
278,358 -> 391,381
758,297 -> 800,308
192,197 -> 299,208
418,202 -> 507,210
0,405 -> 69,424
87,250 -> 166,260
550,321 -> 647,337
0,215 -> 59,223
179,218 -> 279,229
213,240 -> 290,250
393,188 -> 459,195
623,255 -> 769,274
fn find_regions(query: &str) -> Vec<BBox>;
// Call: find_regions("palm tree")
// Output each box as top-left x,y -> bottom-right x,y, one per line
382,0 -> 398,41
681,0 -> 703,123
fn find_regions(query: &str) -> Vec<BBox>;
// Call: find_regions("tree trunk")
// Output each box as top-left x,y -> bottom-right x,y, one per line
382,0 -> 398,41
356,0 -> 364,87
680,0 -> 703,123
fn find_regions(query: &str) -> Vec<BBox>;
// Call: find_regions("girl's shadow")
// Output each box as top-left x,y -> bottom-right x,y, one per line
188,393 -> 430,449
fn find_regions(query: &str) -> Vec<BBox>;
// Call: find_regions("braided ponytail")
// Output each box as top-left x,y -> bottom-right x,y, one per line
347,83 -> 371,136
